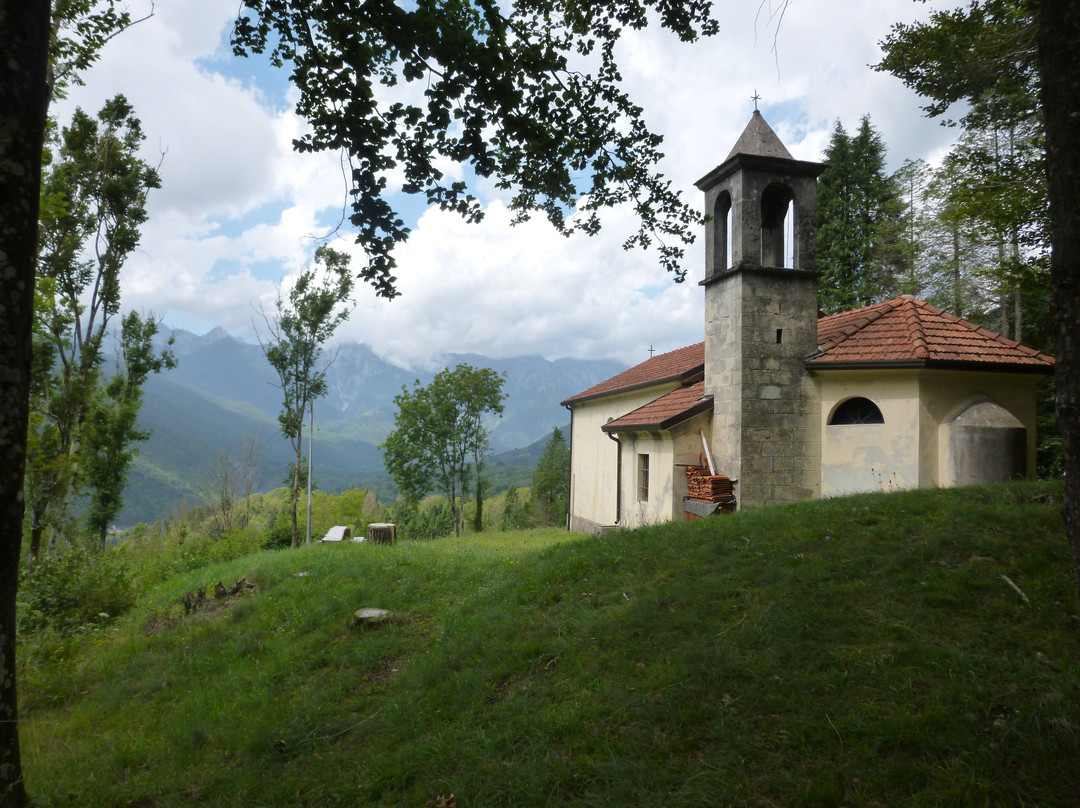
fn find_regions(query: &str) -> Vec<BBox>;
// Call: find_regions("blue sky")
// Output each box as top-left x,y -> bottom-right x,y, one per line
60,0 -> 961,369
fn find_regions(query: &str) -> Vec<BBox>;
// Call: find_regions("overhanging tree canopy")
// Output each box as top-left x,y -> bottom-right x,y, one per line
231,0 -> 718,299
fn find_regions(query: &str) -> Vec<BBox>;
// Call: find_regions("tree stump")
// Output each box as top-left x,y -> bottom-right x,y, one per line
366,522 -> 397,545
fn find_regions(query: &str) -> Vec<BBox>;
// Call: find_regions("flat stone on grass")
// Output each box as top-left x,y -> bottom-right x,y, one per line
351,608 -> 393,629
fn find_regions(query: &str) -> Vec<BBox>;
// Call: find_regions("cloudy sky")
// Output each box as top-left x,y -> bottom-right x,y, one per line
59,0 -> 961,370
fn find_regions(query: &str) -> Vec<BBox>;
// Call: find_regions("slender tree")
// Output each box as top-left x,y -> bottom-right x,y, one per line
80,312 -> 175,545
887,158 -> 934,298
238,430 -> 265,527
260,246 -> 354,548
382,364 -> 506,537
26,95 -> 165,555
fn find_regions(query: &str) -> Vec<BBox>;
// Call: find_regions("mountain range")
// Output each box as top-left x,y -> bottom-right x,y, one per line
120,328 -> 626,526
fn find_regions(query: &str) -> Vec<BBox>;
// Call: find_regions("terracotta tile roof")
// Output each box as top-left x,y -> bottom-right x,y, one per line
561,342 -> 704,406
563,296 -> 1052,414
602,381 -> 711,432
809,295 -> 1055,371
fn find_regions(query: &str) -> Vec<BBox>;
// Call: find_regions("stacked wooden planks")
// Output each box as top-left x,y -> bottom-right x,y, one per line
685,465 -> 736,508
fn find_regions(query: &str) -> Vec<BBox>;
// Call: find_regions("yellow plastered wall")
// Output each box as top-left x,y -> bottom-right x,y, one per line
567,383 -> 681,533
919,370 -> 1043,486
617,412 -> 712,529
817,368 -> 1045,497
819,371 -> 921,496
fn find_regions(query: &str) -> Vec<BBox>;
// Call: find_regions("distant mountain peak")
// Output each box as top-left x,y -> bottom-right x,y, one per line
204,326 -> 232,343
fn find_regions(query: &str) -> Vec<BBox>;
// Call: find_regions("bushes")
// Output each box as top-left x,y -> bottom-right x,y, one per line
117,523 -> 268,586
386,496 -> 455,540
18,544 -> 136,633
264,505 -> 295,549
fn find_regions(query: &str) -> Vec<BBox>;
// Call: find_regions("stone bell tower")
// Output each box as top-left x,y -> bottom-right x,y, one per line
696,110 -> 825,509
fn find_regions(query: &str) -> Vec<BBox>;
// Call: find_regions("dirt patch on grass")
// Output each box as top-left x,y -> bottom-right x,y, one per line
180,577 -> 256,616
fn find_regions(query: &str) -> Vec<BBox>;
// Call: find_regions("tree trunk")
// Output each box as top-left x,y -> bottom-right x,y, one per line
290,454 -> 301,548
27,501 -> 47,572
0,2 -> 51,804
449,477 -> 462,537
1012,229 -> 1023,344
1038,0 -> 1080,613
473,459 -> 485,533
997,238 -> 1008,336
366,523 -> 397,545
952,225 -> 962,315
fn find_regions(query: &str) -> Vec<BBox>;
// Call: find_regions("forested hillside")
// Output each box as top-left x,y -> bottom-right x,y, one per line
118,329 -> 621,526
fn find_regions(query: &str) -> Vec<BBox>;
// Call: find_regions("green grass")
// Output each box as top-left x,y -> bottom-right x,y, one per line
18,482 -> 1080,807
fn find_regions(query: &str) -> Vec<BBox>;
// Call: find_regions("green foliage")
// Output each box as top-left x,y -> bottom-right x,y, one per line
260,246 -> 354,548
48,0 -> 139,102
385,496 -> 455,541
82,311 -> 176,543
415,497 -> 455,540
230,0 -> 718,299
28,93 -> 169,558
382,364 -> 506,536
16,483 -> 1080,807
17,544 -> 135,634
877,0 -> 1047,341
875,0 -> 1038,124
817,116 -> 902,314
264,504 -> 295,551
500,484 -> 531,530
530,427 -> 569,527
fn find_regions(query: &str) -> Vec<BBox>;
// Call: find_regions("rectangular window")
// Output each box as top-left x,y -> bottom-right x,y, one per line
637,453 -> 650,502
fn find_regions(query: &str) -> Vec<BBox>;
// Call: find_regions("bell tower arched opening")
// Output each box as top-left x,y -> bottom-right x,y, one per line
760,183 -> 793,268
711,190 -> 732,275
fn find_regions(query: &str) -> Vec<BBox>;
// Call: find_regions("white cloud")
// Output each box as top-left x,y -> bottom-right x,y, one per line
63,0 -> 966,369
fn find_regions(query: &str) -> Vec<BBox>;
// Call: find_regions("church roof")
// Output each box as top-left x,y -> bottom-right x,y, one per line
560,342 -> 704,406
601,381 -> 711,432
563,296 -> 1052,426
808,295 -> 1055,371
725,110 -> 794,161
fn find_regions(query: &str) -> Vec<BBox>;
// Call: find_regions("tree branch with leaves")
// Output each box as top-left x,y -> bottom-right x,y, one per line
231,0 -> 719,299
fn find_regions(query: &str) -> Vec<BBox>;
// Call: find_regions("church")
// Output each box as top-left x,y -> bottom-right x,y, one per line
561,111 -> 1054,534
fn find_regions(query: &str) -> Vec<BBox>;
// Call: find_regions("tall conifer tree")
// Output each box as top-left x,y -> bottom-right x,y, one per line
817,116 -> 901,314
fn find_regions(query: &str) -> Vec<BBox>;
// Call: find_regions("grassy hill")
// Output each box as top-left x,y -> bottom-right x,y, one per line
18,482 -> 1080,807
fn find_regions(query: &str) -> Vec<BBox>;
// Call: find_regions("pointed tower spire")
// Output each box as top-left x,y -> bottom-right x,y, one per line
725,109 -> 794,162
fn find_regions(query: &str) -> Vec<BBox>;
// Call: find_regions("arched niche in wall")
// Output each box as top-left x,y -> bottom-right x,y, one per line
828,396 -> 885,425
947,401 -> 1026,485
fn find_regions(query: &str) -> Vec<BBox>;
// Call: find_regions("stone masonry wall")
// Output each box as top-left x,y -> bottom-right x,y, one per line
737,269 -> 821,508
705,267 -> 821,509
